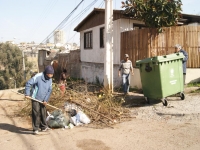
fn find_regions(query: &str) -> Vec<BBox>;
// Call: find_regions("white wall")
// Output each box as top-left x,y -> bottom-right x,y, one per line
80,25 -> 105,63
186,69 -> 200,83
188,23 -> 200,26
130,68 -> 142,89
80,19 -> 144,64
81,62 -> 104,84
81,62 -> 122,87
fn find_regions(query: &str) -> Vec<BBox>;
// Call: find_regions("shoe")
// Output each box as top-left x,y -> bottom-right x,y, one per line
33,130 -> 39,135
41,127 -> 51,132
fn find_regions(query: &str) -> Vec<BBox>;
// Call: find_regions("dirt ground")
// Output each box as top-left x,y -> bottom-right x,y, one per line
0,88 -> 200,150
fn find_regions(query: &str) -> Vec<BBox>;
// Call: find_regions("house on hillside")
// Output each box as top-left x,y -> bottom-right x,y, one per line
74,8 -> 200,88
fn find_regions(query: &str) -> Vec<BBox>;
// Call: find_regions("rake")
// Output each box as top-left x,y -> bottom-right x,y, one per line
11,90 -> 62,111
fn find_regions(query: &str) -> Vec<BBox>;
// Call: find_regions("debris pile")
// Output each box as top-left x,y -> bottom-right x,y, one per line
17,79 -> 133,128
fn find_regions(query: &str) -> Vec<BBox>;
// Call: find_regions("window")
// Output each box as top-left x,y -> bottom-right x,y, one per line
84,31 -> 92,49
133,23 -> 146,29
100,27 -> 105,48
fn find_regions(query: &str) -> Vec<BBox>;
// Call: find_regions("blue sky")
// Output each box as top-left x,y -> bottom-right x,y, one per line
0,0 -> 199,45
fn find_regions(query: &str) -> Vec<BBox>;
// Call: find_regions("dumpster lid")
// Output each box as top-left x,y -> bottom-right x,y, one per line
136,53 -> 184,65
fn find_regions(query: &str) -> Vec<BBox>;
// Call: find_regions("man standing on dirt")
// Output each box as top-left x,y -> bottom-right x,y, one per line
25,65 -> 54,135
118,54 -> 134,95
175,44 -> 188,85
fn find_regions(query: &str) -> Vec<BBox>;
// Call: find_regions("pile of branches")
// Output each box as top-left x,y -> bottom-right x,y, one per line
17,80 -> 133,128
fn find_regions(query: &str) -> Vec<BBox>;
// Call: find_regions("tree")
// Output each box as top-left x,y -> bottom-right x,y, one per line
121,0 -> 182,32
0,43 -> 33,89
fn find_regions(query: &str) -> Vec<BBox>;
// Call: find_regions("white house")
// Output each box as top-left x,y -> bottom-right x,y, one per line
74,8 -> 200,89
74,8 -> 146,88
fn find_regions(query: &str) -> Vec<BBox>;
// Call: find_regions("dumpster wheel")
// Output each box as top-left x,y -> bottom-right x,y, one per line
162,98 -> 168,106
180,92 -> 185,100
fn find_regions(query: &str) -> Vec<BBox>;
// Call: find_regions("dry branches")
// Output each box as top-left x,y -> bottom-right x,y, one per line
17,80 -> 133,128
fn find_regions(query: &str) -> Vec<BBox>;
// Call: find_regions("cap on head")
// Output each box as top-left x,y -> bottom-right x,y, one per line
125,54 -> 129,58
175,44 -> 181,49
44,65 -> 54,74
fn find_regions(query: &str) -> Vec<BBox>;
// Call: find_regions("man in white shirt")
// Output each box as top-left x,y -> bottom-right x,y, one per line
118,54 -> 134,95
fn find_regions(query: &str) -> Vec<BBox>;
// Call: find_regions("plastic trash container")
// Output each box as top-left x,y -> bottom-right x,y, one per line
136,53 -> 185,106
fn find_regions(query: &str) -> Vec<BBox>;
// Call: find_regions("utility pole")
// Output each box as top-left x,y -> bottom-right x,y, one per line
22,49 -> 26,80
10,77 -> 16,89
14,79 -> 16,89
104,0 -> 113,93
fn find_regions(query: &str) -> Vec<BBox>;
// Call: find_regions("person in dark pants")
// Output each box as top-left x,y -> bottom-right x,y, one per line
118,54 -> 134,95
25,65 -> 54,135
175,44 -> 188,85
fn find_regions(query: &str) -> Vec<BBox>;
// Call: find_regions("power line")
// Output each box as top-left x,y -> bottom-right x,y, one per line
66,0 -> 104,43
62,0 -> 99,31
39,0 -> 101,46
38,0 -> 84,45
65,0 -> 85,42
27,0 -> 58,40
78,1 -> 106,46
62,0 -> 100,43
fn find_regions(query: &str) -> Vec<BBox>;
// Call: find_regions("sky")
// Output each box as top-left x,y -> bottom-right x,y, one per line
0,0 -> 200,45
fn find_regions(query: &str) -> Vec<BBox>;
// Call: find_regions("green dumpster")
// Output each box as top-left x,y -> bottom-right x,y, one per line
136,53 -> 185,106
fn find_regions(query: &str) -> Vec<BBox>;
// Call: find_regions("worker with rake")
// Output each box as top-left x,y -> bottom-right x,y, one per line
25,65 -> 54,135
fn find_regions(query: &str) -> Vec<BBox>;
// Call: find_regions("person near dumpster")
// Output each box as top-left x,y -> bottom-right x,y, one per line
174,44 -> 188,85
118,54 -> 134,95
25,65 -> 54,135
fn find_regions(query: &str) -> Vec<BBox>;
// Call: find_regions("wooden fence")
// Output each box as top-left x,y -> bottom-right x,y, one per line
57,50 -> 81,79
121,25 -> 200,68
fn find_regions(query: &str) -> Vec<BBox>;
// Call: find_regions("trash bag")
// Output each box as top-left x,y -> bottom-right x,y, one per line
64,102 -> 82,112
69,109 -> 77,117
70,116 -> 82,126
70,111 -> 90,126
46,111 -> 54,122
78,111 -> 90,124
47,110 -> 70,128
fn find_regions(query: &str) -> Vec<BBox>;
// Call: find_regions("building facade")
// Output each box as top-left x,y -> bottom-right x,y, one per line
54,30 -> 65,45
